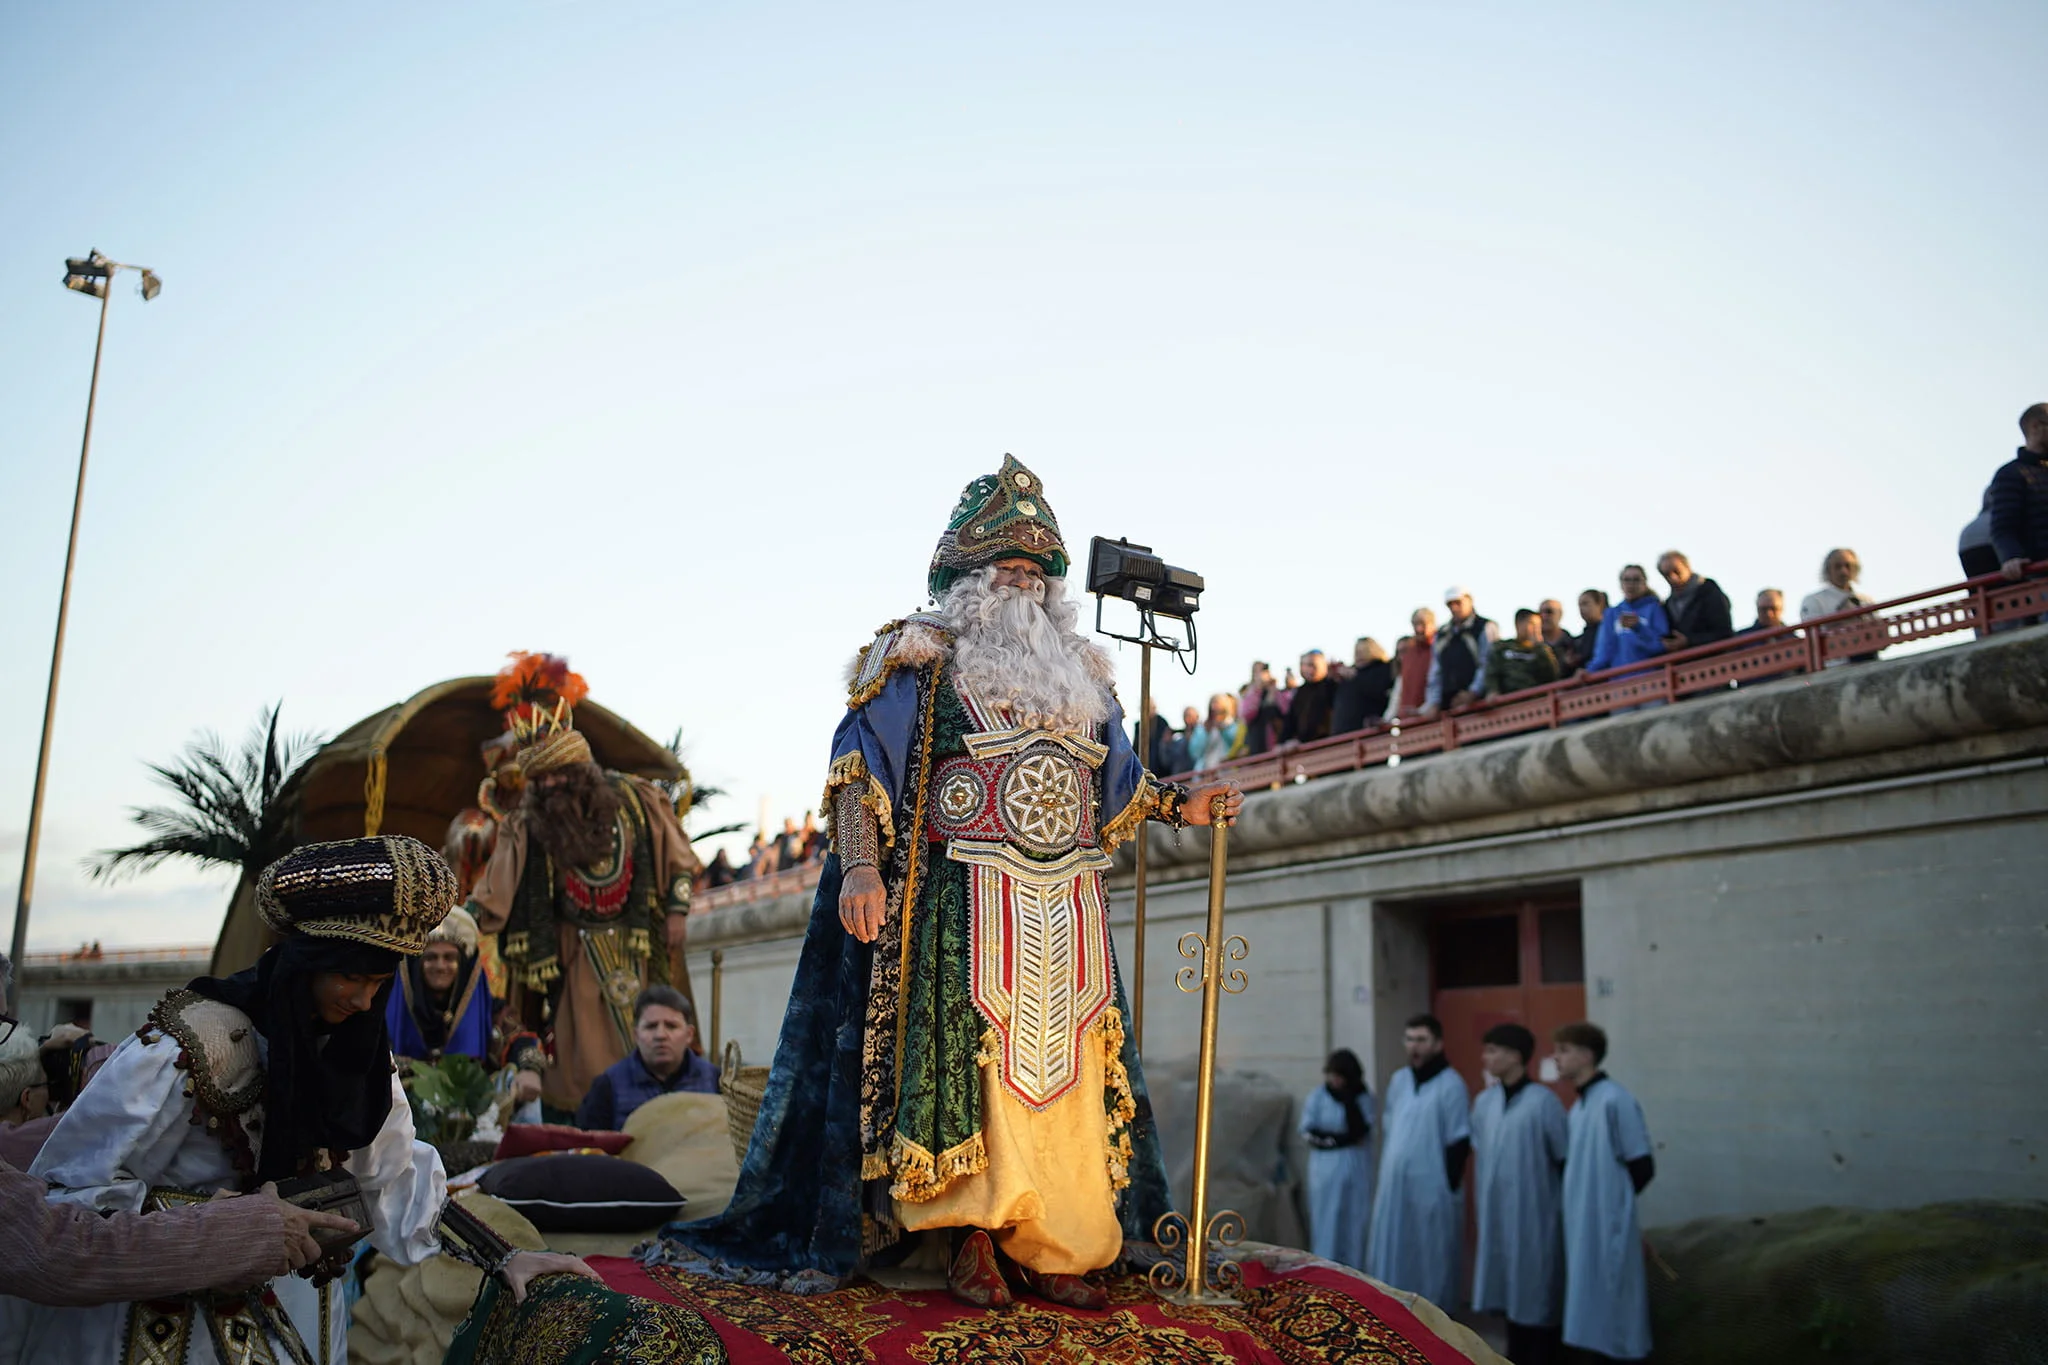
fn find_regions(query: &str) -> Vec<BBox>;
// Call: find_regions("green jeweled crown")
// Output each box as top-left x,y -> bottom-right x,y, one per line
927,454 -> 1069,598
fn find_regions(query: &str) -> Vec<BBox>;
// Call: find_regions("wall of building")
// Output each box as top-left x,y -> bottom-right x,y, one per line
685,629 -> 2048,1230
15,953 -> 211,1043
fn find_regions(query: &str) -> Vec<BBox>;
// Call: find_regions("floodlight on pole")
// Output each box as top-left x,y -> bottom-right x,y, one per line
7,250 -> 162,1011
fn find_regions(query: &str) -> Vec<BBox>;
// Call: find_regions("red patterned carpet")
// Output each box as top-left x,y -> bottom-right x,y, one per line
589,1255 -> 1477,1365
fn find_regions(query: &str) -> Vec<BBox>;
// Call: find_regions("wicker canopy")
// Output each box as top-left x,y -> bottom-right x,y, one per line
210,676 -> 680,975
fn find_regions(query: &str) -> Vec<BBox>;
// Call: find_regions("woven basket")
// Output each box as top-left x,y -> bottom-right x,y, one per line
718,1039 -> 771,1167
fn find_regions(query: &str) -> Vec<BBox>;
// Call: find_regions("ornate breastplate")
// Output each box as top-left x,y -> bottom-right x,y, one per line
943,684 -> 1116,1111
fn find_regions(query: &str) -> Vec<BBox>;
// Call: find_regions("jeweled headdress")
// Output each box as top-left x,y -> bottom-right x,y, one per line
256,836 -> 457,956
927,454 -> 1069,599
491,652 -> 589,746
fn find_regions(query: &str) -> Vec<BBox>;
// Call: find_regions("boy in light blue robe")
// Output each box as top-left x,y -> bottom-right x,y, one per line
1364,1013 -> 1471,1310
1470,1023 -> 1568,1365
1299,1048 -> 1374,1270
1554,1021 -> 1656,1363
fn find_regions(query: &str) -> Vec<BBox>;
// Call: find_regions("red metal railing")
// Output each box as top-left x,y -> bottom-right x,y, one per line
1185,565 -> 2046,791
691,566 -> 2045,913
695,860 -> 825,913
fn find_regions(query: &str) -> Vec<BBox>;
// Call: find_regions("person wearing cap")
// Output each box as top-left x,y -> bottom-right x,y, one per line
1422,586 -> 1498,715
662,455 -> 1242,1310
1470,1023 -> 1569,1365
0,836 -> 597,1363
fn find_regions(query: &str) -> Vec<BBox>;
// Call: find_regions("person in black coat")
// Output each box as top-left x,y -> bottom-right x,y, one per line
1990,402 -> 2048,582
1330,639 -> 1394,735
1656,551 -> 1733,652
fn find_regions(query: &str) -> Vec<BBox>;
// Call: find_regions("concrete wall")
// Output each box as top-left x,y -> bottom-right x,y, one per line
684,629 -> 2048,1230
15,954 -> 211,1042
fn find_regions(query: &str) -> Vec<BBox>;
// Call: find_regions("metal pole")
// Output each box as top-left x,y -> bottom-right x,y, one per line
8,283 -> 113,1012
709,948 -> 724,1056
1132,642 -> 1152,1054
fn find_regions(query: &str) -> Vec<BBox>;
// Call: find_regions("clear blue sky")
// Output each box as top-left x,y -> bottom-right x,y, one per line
3,2 -> 2043,950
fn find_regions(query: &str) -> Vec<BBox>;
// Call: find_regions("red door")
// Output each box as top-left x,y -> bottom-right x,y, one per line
1428,892 -> 1586,1110
1426,892 -> 1587,1272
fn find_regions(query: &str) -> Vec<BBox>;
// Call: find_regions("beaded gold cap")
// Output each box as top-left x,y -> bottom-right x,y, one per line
928,454 -> 1069,598
256,836 -> 457,956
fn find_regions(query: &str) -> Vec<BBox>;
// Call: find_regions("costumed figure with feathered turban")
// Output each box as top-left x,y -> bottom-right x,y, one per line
656,455 -> 1243,1309
468,655 -> 704,1116
0,837 -> 606,1364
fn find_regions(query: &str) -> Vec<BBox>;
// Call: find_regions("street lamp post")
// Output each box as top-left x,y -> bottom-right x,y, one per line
5,252 -> 161,1011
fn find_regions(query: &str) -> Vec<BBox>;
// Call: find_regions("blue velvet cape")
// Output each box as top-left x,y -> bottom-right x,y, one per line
657,657 -> 1173,1281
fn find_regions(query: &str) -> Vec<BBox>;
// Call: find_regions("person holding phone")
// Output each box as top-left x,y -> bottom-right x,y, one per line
1585,565 -> 1672,690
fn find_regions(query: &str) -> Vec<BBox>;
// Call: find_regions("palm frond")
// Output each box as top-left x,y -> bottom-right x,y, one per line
87,702 -> 326,882
688,821 -> 748,844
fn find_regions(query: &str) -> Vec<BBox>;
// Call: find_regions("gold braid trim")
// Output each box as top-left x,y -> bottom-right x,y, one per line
1097,1006 -> 1138,1195
822,751 -> 896,856
888,1129 -> 989,1204
1098,775 -> 1162,855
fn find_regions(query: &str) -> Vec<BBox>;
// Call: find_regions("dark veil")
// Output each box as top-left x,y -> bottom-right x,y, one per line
189,935 -> 403,1183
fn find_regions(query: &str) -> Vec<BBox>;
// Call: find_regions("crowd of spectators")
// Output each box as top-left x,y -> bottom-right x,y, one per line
699,812 -> 827,888
1151,400 -> 2048,776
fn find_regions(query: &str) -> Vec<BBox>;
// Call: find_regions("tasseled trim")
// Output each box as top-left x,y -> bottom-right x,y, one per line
520,957 -> 562,990
503,931 -> 530,963
626,927 -> 652,960
1097,1007 -> 1137,1196
821,751 -> 897,855
860,1150 -> 891,1181
888,1129 -> 988,1204
1098,776 -> 1162,855
975,1026 -> 1002,1068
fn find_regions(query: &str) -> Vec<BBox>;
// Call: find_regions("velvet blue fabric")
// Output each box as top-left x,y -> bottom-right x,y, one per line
660,664 -> 1173,1280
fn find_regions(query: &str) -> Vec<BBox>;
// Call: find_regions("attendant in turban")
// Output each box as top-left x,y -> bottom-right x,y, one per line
387,906 -> 495,1065
0,837 -> 593,1364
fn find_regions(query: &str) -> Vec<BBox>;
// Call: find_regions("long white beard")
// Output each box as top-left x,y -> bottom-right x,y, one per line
942,570 -> 1113,733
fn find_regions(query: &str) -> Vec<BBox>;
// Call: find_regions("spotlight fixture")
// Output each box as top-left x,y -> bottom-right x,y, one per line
1087,537 -> 1204,620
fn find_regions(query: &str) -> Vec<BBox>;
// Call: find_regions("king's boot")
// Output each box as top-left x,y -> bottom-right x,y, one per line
946,1228 -> 1013,1309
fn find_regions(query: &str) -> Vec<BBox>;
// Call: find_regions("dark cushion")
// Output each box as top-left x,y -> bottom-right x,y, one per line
494,1123 -> 633,1161
478,1154 -> 684,1232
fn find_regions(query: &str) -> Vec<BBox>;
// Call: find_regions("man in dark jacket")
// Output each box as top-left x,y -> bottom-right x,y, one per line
1281,650 -> 1341,744
1657,551 -> 1733,652
1991,402 -> 2048,582
1424,586 -> 1499,713
1331,638 -> 1395,734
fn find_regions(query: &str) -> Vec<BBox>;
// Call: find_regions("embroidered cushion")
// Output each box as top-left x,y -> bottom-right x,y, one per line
493,1123 -> 633,1161
478,1154 -> 683,1232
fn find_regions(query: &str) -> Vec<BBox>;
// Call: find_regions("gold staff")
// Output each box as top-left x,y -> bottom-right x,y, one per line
1151,791 -> 1250,1304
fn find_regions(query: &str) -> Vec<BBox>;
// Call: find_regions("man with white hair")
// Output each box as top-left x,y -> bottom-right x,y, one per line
663,455 -> 1242,1308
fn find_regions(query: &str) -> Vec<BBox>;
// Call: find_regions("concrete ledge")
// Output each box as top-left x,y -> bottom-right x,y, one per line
1134,626 -> 2048,875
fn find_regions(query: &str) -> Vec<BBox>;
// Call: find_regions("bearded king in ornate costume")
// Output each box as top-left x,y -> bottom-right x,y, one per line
660,456 -> 1241,1309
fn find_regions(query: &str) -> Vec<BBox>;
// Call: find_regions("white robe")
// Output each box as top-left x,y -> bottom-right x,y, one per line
1298,1086 -> 1373,1270
0,1029 -> 446,1365
1364,1062 -> 1469,1310
1470,1081 -> 1567,1327
1562,1075 -> 1654,1360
